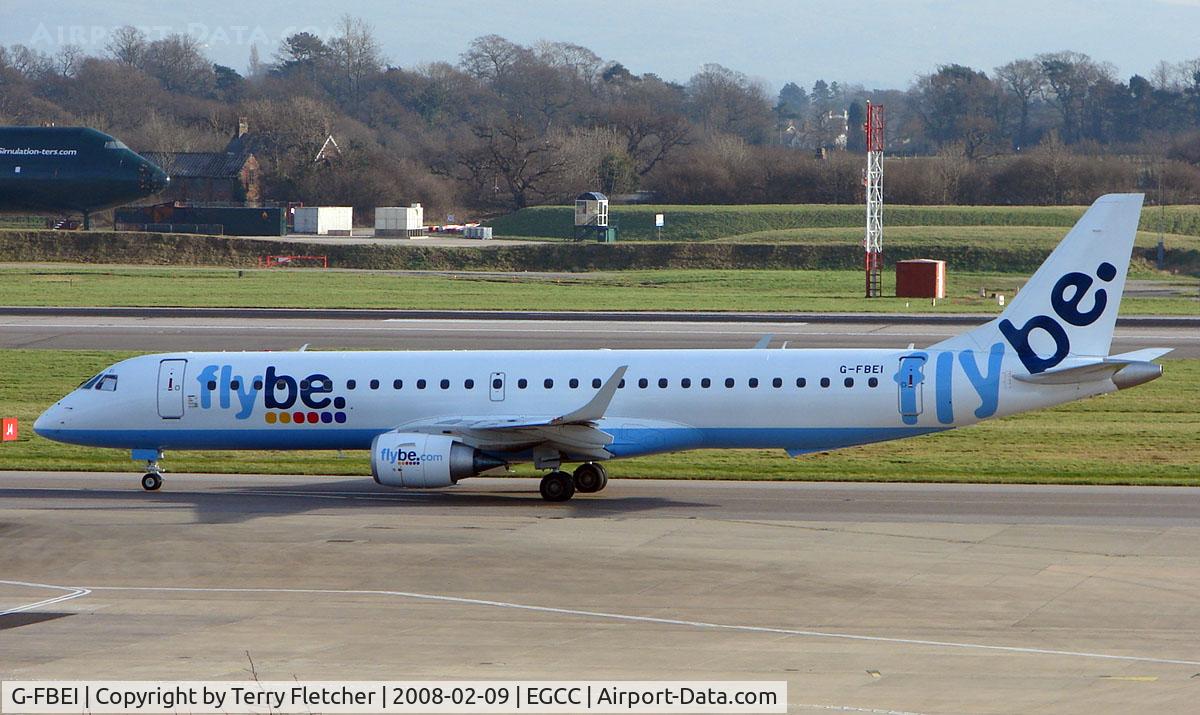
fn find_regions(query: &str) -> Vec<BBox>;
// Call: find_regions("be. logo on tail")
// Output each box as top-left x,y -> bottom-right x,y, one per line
999,262 -> 1117,374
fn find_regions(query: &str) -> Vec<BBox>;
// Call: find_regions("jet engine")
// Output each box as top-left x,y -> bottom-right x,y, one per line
370,432 -> 505,488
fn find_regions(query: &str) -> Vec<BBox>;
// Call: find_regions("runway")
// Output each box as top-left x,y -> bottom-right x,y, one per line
2,312 -> 1198,354
3,473 -> 1199,713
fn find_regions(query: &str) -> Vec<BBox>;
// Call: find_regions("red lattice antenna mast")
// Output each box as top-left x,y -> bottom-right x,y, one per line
864,102 -> 885,298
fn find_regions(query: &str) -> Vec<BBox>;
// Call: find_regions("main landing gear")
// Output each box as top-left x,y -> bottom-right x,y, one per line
538,462 -> 609,502
141,472 -> 163,491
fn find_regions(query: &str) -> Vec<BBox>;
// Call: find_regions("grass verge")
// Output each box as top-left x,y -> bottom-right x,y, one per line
3,266 -> 1198,314
2,350 -> 1196,485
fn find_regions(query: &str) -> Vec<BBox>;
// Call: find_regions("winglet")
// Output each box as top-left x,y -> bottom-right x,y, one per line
552,365 -> 628,425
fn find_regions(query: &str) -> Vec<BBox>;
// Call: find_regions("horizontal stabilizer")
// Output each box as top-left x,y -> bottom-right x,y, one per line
1014,349 -> 1170,389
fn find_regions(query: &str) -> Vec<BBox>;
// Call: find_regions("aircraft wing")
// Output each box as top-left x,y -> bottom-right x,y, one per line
391,366 -> 628,460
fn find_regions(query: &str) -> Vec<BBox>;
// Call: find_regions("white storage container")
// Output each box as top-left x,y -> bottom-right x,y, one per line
374,204 -> 425,237
294,206 -> 353,235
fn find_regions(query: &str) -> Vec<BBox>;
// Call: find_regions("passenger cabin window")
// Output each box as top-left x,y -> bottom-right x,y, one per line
592,378 -> 602,388
518,378 -> 528,389
569,378 -> 579,389
96,375 -> 118,391
868,377 -> 879,388
544,378 -> 554,389
346,380 -> 357,390
844,377 -> 854,388
253,379 -> 263,390
681,378 -> 692,388
796,378 -> 807,388
748,378 -> 759,388
417,379 -> 427,390
724,378 -> 735,388
393,379 -> 403,390
638,378 -> 648,389
772,377 -> 782,388
820,377 -> 831,388
370,379 -> 380,390
440,379 -> 450,390
701,378 -> 711,388
464,379 -> 475,389
658,378 -> 668,388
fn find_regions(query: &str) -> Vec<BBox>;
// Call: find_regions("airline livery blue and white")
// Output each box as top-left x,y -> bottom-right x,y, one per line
35,194 -> 1169,500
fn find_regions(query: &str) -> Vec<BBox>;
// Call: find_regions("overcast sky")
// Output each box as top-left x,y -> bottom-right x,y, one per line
4,0 -> 1199,91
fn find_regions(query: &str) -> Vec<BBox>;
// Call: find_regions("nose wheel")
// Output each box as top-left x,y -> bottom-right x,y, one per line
141,472 -> 163,491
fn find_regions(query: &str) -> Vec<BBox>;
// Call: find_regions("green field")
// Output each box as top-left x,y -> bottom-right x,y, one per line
2,265 -> 1197,314
1,350 -> 1195,484
489,204 -> 1200,241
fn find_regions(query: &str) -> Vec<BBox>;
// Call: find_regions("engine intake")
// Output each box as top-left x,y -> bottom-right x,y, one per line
370,432 -> 505,488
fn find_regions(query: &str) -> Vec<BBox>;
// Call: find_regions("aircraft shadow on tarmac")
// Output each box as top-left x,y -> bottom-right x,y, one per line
0,480 -> 712,525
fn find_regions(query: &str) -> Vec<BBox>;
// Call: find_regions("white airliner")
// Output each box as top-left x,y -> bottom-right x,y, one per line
35,194 -> 1168,501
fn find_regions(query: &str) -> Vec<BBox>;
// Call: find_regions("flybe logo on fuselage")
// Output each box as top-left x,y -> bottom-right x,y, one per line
999,262 -> 1117,374
195,365 -> 348,424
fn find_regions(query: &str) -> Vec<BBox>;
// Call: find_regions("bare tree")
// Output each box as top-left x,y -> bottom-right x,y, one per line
686,63 -> 774,143
143,34 -> 213,95
106,25 -> 147,68
327,15 -> 384,107
54,44 -> 84,78
460,35 -> 530,87
1036,51 -> 1115,143
995,59 -> 1045,149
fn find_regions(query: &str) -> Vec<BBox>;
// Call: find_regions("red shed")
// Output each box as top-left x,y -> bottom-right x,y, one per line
895,259 -> 946,299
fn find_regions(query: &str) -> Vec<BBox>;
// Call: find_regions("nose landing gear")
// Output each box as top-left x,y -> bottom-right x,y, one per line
133,449 -> 164,491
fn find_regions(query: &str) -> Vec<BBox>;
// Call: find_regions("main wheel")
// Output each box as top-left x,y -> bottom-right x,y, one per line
573,462 -> 608,493
141,473 -> 163,491
539,470 -> 575,502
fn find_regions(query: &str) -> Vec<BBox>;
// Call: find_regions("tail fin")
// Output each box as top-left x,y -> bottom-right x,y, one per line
931,193 -> 1144,373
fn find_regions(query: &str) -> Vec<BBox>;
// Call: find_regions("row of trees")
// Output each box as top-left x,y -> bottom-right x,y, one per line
2,19 -> 1199,215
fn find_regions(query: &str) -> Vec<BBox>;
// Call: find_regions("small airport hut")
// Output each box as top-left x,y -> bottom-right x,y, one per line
375,203 -> 426,237
895,259 -> 946,299
294,206 -> 352,236
463,226 -> 493,239
574,191 -> 615,242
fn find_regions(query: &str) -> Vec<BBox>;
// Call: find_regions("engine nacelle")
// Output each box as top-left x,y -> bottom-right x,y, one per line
370,432 -> 503,488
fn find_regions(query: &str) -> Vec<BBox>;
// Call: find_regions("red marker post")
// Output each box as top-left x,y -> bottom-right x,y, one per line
2,418 -> 17,441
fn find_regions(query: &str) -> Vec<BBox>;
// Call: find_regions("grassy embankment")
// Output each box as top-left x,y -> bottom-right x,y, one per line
1,350 -> 1196,484
2,264 -> 1197,313
487,203 -> 1200,241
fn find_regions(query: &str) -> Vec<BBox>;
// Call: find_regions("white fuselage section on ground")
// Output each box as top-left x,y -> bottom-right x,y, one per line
35,346 -> 1106,459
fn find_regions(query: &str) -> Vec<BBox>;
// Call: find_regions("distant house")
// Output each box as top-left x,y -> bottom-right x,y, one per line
145,120 -> 261,205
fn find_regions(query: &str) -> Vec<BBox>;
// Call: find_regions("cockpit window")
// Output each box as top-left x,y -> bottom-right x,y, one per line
79,373 -> 104,389
103,139 -> 129,150
95,375 -> 118,391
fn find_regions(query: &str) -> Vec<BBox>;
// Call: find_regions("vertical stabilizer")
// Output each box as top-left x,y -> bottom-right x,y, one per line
931,193 -> 1144,372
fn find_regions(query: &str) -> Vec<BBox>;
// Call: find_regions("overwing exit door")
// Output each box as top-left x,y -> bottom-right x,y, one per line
489,372 -> 505,401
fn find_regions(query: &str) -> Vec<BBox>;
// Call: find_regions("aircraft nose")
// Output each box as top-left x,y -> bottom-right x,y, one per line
33,404 -> 68,438
152,168 -> 170,192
